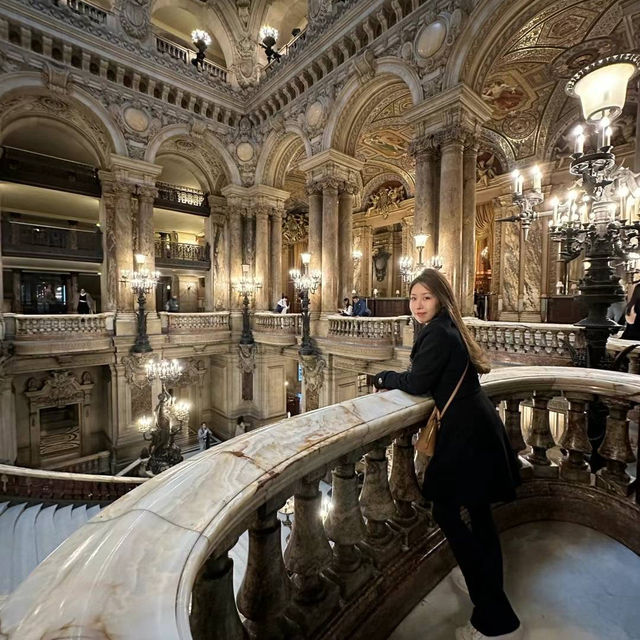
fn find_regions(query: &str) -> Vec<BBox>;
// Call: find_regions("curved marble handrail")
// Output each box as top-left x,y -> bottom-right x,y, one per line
1,367 -> 639,639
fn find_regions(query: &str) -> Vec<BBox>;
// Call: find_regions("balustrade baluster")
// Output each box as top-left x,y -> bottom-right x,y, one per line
525,392 -> 557,476
359,440 -> 402,567
559,394 -> 592,484
190,548 -> 248,640
324,456 -> 373,599
389,429 -> 431,545
596,399 -> 636,496
503,397 -> 529,474
283,470 -> 339,633
237,506 -> 301,639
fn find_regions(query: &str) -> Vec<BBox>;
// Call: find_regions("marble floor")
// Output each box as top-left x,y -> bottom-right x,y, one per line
389,521 -> 640,640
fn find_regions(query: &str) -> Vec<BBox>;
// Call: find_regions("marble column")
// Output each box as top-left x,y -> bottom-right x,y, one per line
243,210 -> 255,272
114,181 -> 135,312
338,185 -> 355,301
229,206 -> 244,310
410,136 -> 437,258
438,129 -> 465,301
307,183 -> 323,281
321,180 -> 340,313
210,211 -> 229,311
255,207 -> 270,310
204,213 -> 215,312
0,376 -> 16,464
360,225 -> 373,295
270,207 -> 283,305
136,185 -> 158,273
98,172 -> 119,312
461,141 -> 478,315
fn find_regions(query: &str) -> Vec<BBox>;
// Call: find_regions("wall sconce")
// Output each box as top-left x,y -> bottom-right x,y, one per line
191,29 -> 211,70
352,249 -> 363,263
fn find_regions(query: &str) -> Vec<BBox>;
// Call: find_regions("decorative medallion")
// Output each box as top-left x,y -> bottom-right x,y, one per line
551,38 -> 619,78
415,20 -> 447,59
39,96 -> 67,112
175,138 -> 196,152
236,141 -> 254,162
502,111 -> 537,139
123,106 -> 149,133
305,100 -> 325,127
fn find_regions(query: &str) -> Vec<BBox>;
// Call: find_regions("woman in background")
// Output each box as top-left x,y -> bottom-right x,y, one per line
621,282 -> 640,340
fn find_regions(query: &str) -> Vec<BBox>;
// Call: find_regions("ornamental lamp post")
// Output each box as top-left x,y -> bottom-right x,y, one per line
121,253 -> 159,354
137,358 -> 190,475
233,264 -> 262,345
290,252 -> 321,356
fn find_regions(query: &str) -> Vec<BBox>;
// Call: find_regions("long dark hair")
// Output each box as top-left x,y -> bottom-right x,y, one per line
626,282 -> 640,315
409,268 -> 491,374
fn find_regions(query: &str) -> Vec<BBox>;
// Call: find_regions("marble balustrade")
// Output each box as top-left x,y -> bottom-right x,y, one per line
2,366 -> 639,640
327,315 -> 405,344
606,337 -> 640,374
159,311 -> 231,334
3,312 -> 115,338
253,312 -> 302,334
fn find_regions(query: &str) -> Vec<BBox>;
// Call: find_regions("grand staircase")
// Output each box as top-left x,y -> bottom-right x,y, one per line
0,501 -> 101,598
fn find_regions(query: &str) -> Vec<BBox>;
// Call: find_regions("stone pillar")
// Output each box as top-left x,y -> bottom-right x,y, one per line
307,183 -> 323,281
114,182 -> 136,312
136,185 -> 158,273
321,180 -> 340,314
209,208 -> 229,312
438,129 -> 465,300
270,207 -> 283,306
243,210 -> 255,271
204,213 -> 215,312
359,225 -> 373,295
0,376 -> 16,464
255,207 -> 270,310
228,206 -> 244,310
98,172 -> 119,312
338,184 -> 355,301
410,136 -> 437,258
461,141 -> 478,315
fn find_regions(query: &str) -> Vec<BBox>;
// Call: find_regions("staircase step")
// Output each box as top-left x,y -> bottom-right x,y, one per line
52,505 -> 75,549
12,504 -> 42,592
70,505 -> 87,532
35,505 -> 58,563
0,504 -> 26,595
0,502 -> 8,517
86,505 -> 101,521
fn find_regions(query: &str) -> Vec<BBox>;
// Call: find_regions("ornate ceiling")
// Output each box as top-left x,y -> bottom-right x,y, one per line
475,0 -> 636,164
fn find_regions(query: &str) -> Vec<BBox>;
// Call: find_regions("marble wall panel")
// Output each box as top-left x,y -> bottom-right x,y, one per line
523,218 -> 543,312
501,222 -> 520,312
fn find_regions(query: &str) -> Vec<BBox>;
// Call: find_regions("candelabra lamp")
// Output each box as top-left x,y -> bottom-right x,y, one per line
137,358 -> 190,475
497,166 -> 545,240
290,252 -> 321,355
233,264 -> 262,345
399,232 -> 435,284
191,29 -> 211,69
121,254 -> 160,354
259,25 -> 281,63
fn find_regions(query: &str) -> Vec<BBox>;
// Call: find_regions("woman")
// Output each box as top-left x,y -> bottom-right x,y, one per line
374,269 -> 521,640
76,288 -> 94,314
621,283 -> 640,340
197,422 -> 212,451
339,297 -> 353,316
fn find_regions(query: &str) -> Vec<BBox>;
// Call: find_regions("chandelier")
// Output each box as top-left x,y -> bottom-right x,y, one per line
289,252 -> 321,294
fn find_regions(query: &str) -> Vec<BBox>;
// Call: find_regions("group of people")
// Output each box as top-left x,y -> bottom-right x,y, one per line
197,416 -> 247,451
338,294 -> 372,316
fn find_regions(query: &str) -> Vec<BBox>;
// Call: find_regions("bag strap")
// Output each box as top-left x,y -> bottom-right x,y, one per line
438,361 -> 469,419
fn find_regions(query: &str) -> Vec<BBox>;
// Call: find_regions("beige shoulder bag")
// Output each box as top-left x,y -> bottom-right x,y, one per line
415,362 -> 469,457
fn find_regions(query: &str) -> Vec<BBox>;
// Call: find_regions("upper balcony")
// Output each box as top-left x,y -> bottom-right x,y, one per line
154,239 -> 210,270
1,217 -> 103,263
154,182 -> 209,216
155,35 -> 227,83
0,147 -> 100,198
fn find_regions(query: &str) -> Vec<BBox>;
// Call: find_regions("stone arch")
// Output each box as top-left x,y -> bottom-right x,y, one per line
323,58 -> 422,154
254,126 -> 311,188
145,124 -> 241,188
361,172 -> 414,208
0,72 -> 127,166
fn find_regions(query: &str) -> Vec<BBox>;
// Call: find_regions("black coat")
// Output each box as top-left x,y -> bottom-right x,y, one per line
374,310 -> 520,505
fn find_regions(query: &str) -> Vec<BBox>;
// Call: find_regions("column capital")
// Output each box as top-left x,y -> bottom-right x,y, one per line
409,134 -> 438,159
136,184 -> 158,202
106,154 -> 163,184
210,212 -> 227,226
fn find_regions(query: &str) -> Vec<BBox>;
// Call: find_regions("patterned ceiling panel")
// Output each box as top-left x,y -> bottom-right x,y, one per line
475,0 -> 630,162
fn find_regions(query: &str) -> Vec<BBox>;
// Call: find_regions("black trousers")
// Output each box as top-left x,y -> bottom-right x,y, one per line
433,501 -> 520,637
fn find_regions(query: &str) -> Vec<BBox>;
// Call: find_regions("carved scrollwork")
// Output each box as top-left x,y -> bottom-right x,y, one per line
237,343 -> 256,374
117,0 -> 151,41
300,354 -> 326,396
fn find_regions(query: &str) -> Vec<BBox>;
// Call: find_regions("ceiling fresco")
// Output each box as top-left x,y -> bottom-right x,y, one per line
474,0 -> 636,162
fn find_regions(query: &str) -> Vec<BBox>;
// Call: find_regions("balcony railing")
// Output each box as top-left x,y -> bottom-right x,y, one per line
2,366 -> 638,638
159,312 -> 230,335
155,181 -> 209,215
253,312 -> 302,334
154,240 -> 210,270
155,36 -> 228,82
327,315 -> 406,344
466,318 -> 586,365
0,146 -> 101,197
1,219 -> 103,262
64,0 -> 108,24
3,312 -> 114,338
